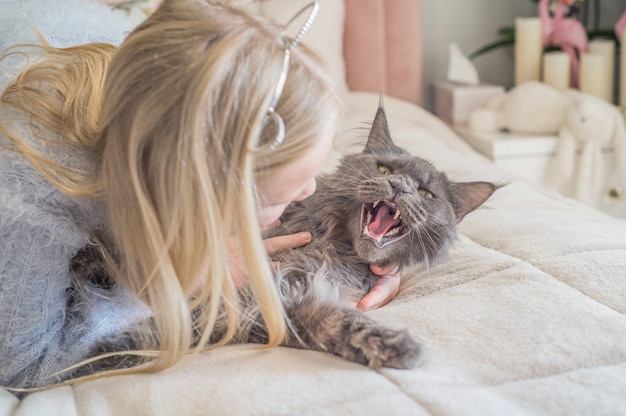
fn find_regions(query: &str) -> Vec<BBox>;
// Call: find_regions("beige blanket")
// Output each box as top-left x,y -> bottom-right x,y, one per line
2,93 -> 625,415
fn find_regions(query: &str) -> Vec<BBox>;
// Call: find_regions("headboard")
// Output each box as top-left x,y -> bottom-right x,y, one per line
101,0 -> 424,106
343,0 -> 422,106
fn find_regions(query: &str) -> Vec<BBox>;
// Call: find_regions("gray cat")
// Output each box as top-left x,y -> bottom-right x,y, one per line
70,104 -> 497,375
222,104 -> 498,368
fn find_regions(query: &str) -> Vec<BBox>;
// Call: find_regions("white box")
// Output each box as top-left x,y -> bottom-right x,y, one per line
433,81 -> 505,125
454,126 -> 624,219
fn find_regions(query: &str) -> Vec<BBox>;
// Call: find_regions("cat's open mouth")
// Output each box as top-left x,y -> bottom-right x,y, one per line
361,200 -> 409,247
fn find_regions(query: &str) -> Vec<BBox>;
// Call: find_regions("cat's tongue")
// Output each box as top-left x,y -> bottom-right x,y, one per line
369,204 -> 400,237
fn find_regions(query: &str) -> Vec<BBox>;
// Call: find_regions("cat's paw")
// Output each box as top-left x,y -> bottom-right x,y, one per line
355,326 -> 421,369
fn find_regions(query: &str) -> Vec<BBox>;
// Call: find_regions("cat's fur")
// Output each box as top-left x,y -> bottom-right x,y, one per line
70,104 -> 497,374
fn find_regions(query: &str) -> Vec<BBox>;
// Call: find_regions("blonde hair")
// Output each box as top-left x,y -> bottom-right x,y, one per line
1,0 -> 342,387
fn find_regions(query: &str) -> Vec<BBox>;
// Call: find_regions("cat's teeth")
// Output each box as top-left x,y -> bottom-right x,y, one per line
393,210 -> 401,220
373,200 -> 380,209
386,227 -> 399,236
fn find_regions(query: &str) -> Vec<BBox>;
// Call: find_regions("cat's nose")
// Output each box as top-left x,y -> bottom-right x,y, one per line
388,177 -> 411,194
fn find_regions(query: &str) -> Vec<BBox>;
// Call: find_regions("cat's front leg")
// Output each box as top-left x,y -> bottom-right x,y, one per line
342,311 -> 421,369
284,301 -> 421,369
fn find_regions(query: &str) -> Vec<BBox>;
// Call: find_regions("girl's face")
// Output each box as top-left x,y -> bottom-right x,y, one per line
257,130 -> 334,228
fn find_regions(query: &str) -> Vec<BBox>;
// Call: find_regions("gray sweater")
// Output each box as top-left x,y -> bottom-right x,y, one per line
0,109 -> 147,389
0,0 -> 147,390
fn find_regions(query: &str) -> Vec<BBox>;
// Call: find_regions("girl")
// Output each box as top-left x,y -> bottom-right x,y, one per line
0,0 -> 399,393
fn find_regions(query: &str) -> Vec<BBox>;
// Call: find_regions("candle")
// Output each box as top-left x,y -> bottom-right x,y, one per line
542,51 -> 570,90
515,18 -> 543,85
588,39 -> 615,102
580,53 -> 607,99
621,28 -> 626,107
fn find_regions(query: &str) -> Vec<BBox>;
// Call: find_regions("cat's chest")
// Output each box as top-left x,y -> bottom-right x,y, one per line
279,207 -> 365,260
281,199 -> 348,235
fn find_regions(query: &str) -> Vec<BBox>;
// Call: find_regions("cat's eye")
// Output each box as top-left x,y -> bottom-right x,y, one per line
418,188 -> 434,199
378,164 -> 391,175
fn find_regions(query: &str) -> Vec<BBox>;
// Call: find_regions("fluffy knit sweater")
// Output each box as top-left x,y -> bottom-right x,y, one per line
0,0 -> 148,390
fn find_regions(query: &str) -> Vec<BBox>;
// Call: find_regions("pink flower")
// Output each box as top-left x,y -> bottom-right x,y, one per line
614,10 -> 626,41
539,0 -> 589,87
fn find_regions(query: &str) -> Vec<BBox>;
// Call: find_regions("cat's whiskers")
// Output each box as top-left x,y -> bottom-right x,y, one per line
422,210 -> 450,227
320,173 -> 367,190
329,170 -> 369,185
329,168 -> 368,180
419,223 -> 439,255
399,203 -> 447,267
321,179 -> 364,190
340,162 -> 371,178
403,203 -> 425,225
413,223 -> 431,270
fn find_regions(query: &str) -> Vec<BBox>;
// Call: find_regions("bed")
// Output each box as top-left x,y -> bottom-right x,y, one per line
1,0 -> 626,414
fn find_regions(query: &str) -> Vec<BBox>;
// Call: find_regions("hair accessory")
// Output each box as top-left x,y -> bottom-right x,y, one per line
263,1 -> 319,151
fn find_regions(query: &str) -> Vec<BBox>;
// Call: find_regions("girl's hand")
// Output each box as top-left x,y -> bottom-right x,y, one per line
229,223 -> 400,311
228,227 -> 312,290
356,264 -> 401,311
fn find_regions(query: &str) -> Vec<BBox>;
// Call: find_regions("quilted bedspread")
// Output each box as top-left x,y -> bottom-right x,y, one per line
1,93 -> 625,416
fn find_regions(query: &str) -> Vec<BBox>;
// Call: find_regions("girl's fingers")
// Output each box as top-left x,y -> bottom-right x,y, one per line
357,274 -> 401,311
263,231 -> 312,255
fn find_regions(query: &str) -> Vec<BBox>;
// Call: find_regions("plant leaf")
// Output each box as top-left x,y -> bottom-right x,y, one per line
469,39 -> 515,60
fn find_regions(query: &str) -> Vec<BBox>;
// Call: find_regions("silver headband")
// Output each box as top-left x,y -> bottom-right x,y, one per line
263,1 -> 319,151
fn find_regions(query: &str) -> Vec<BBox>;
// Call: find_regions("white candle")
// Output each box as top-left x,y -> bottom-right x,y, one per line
515,18 -> 543,85
580,53 -> 607,99
621,28 -> 626,107
588,39 -> 615,102
542,51 -> 570,90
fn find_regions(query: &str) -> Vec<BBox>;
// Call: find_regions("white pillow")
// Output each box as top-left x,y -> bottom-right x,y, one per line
259,0 -> 347,92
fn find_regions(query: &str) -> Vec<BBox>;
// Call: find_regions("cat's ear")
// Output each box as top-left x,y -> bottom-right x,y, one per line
449,181 -> 498,222
364,98 -> 394,153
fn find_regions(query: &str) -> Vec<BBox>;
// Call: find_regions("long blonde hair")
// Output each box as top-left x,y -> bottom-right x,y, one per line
1,0 -> 342,385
